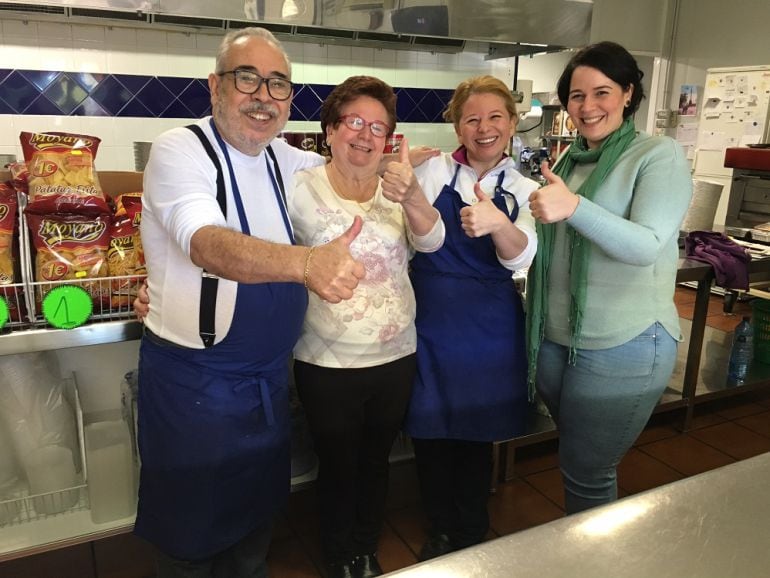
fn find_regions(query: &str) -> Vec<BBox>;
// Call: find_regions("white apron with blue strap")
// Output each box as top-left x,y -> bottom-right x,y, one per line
134,122 -> 307,561
404,165 -> 528,442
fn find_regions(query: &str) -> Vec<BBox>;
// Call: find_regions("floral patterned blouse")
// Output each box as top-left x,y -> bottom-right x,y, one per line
288,164 -> 443,369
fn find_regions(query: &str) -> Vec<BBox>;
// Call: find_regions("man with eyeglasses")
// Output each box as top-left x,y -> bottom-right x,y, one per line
135,27 -> 365,578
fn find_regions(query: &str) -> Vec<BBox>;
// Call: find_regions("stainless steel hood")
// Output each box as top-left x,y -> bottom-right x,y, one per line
0,0 -> 592,56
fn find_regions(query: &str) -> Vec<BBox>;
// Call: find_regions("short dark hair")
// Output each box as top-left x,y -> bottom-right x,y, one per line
556,41 -> 645,119
320,76 -> 397,137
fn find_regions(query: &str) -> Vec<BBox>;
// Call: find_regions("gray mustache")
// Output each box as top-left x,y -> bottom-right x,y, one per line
241,103 -> 279,117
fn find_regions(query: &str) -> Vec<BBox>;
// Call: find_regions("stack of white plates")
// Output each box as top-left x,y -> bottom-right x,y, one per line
133,142 -> 153,172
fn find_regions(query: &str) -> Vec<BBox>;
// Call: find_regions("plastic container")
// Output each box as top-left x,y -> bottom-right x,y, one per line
133,142 -> 152,171
84,419 -> 136,524
23,445 -> 79,515
0,377 -> 86,525
751,299 -> 770,364
727,316 -> 753,383
0,483 -> 22,525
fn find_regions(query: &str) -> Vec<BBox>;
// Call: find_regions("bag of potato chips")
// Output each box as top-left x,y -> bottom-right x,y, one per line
7,162 -> 29,196
20,131 -> 109,215
0,183 -> 17,286
108,193 -> 145,308
26,213 -> 112,310
0,183 -> 27,323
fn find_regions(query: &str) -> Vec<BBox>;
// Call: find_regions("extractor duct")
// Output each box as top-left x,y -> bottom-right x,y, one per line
0,0 -> 593,56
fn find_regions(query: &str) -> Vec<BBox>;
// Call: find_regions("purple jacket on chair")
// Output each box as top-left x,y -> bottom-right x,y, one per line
684,230 -> 751,290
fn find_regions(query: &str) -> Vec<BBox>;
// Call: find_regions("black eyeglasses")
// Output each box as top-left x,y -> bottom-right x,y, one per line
338,114 -> 391,138
218,69 -> 293,101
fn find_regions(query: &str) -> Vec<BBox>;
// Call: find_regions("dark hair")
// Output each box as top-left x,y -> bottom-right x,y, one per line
320,75 -> 397,137
442,75 -> 518,131
556,41 -> 645,119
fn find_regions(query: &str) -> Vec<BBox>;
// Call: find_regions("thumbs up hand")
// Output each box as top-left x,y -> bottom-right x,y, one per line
382,137 -> 420,206
459,182 -> 508,238
306,216 -> 366,303
527,161 -> 580,224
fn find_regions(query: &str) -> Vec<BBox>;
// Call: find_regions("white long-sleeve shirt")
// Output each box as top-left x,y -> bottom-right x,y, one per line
141,117 -> 324,347
414,152 -> 538,271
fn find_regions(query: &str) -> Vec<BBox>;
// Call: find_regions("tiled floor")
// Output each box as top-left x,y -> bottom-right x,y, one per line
3,286 -> 770,578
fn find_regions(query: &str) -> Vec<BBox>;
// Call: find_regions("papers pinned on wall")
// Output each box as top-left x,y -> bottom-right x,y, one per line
703,96 -> 721,118
699,131 -> 726,150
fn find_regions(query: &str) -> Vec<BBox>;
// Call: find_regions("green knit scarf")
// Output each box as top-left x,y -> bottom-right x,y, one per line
526,117 -> 637,394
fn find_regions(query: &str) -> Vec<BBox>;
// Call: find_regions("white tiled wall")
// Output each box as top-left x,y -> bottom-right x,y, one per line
0,17 -> 544,169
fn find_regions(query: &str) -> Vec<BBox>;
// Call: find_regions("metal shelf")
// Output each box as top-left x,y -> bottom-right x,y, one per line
0,509 -> 134,563
0,185 -> 146,355
0,320 -> 142,355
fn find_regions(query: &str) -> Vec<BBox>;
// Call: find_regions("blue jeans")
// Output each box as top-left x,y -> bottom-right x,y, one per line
536,323 -> 677,514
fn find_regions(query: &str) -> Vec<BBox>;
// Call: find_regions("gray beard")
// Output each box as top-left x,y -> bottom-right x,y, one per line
212,102 -> 282,156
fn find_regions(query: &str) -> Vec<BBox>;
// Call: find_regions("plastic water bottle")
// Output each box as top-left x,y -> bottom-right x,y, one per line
728,317 -> 753,383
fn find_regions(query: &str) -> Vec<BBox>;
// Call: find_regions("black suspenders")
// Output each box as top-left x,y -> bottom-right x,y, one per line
184,125 -> 287,348
265,145 -> 287,205
185,124 -> 226,348
185,124 -> 293,347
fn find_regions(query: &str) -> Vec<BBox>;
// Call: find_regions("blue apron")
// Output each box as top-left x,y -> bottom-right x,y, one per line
134,126 -> 307,561
404,166 -> 528,442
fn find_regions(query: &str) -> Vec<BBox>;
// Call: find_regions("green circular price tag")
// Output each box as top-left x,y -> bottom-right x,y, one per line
0,296 -> 8,330
42,285 -> 93,329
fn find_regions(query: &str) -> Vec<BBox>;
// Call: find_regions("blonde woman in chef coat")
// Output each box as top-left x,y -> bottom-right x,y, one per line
403,75 -> 538,560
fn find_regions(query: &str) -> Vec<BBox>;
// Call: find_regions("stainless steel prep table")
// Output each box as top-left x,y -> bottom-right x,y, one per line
675,256 -> 770,429
385,451 -> 770,578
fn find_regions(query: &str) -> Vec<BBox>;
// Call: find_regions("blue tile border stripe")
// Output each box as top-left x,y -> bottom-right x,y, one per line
0,69 -> 454,123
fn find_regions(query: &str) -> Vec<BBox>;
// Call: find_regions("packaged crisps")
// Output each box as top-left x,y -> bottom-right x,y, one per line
7,162 -> 29,195
20,131 -> 109,215
26,213 -> 112,311
0,183 -> 26,323
108,193 -> 145,308
113,191 -> 142,218
0,284 -> 25,324
0,183 -> 17,285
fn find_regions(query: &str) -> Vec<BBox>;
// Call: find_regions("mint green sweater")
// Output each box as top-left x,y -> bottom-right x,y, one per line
544,132 -> 693,349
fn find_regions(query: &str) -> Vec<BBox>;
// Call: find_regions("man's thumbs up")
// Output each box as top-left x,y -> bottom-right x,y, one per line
340,215 -> 364,246
306,217 -> 366,303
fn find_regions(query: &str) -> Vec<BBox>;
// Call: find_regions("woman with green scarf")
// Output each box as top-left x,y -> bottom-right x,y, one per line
526,41 -> 692,514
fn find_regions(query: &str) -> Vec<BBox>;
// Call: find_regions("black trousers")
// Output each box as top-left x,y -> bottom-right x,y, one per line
154,520 -> 272,578
294,355 -> 415,564
412,438 -> 493,549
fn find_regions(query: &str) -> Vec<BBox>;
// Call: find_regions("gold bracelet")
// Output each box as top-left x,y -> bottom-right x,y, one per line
303,246 -> 317,289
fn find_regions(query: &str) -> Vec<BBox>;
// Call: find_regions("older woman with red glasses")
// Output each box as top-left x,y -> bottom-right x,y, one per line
135,74 -> 442,578
288,76 -> 444,578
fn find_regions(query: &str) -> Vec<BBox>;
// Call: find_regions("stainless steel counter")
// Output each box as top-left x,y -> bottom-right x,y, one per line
385,452 -> 770,578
